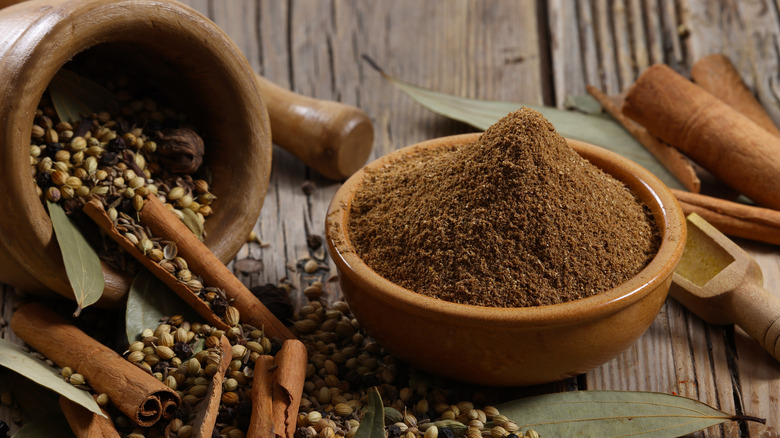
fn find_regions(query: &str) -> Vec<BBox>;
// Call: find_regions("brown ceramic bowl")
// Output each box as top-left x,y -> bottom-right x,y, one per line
326,133 -> 686,386
0,0 -> 271,306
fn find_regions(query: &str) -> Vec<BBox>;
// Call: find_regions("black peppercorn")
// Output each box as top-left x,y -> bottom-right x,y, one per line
152,360 -> 171,374
173,341 -> 193,359
211,297 -> 228,315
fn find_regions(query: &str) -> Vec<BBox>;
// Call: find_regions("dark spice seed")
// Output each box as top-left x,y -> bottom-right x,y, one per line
211,297 -> 228,315
35,172 -> 52,188
387,424 -> 404,438
152,360 -> 171,374
250,283 -> 294,324
306,234 -> 323,251
100,151 -> 119,166
173,341 -> 193,359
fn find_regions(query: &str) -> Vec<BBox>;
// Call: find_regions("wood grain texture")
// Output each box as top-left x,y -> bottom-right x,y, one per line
1,0 -> 779,436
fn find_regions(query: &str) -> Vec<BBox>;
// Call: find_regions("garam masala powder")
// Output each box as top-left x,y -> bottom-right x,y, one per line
348,107 -> 660,307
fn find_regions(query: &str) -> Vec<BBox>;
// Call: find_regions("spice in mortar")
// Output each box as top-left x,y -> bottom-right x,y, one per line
348,107 -> 660,307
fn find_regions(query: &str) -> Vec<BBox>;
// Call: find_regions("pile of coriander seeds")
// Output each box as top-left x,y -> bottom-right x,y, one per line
110,286 -> 540,438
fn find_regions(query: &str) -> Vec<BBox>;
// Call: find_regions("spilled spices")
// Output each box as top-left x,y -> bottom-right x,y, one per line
348,107 -> 660,307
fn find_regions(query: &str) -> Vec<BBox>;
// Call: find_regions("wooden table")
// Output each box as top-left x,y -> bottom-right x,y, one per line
2,1 -> 780,436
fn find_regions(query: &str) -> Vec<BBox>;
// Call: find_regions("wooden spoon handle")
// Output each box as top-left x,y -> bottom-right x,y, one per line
255,75 -> 374,180
731,282 -> 780,362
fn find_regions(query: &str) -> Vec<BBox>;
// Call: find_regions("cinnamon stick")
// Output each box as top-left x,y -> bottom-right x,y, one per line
271,340 -> 308,438
622,64 -> 780,210
586,84 -> 701,193
673,189 -> 780,245
60,396 -> 121,438
83,199 -> 229,332
139,195 -> 294,341
83,196 -> 294,340
189,336 -> 232,438
248,355 -> 276,438
691,54 -> 780,137
11,303 -> 179,427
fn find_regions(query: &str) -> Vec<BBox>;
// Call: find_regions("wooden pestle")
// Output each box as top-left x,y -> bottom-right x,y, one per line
622,64 -> 780,210
257,75 -> 374,180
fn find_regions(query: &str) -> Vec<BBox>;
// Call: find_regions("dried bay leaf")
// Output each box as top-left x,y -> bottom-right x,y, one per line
49,68 -> 114,124
125,268 -> 200,344
47,201 -> 104,317
0,339 -> 105,419
364,57 -> 684,190
180,207 -> 204,241
495,390 -> 763,437
355,387 -> 385,438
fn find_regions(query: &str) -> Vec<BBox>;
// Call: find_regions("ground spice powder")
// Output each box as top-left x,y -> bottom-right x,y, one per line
348,107 -> 660,307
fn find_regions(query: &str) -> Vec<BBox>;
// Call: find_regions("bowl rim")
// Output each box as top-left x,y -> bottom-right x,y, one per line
326,132 -> 687,327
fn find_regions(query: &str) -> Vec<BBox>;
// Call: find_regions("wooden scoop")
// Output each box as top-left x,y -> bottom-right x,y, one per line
670,213 -> 780,361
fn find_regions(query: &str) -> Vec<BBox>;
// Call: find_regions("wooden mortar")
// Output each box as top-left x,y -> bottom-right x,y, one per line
0,0 -> 372,306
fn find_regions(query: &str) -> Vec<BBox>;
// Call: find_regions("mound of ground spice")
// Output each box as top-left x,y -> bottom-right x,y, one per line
347,107 -> 660,307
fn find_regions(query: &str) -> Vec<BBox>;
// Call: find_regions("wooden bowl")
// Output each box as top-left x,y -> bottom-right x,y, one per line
0,0 -> 271,306
326,133 -> 686,386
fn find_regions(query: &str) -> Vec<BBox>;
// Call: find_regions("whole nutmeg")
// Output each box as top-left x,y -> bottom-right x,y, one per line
155,128 -> 205,174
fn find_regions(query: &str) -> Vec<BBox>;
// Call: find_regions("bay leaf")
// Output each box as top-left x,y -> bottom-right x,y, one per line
355,387 -> 385,438
180,208 -> 204,241
372,63 -> 683,190
47,201 -> 104,317
49,68 -> 114,124
564,94 -> 604,115
125,268 -> 200,343
191,337 -> 206,355
0,339 -> 105,419
11,413 -> 75,438
495,390 -> 752,437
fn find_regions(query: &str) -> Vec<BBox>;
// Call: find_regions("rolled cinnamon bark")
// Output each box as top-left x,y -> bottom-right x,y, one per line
137,195 -> 294,341
83,196 -> 294,341
272,340 -> 308,438
248,355 -> 276,438
82,199 -> 230,332
691,54 -> 780,137
586,84 -> 701,192
189,336 -> 232,438
622,64 -> 780,210
673,189 -> 780,245
11,303 -> 179,427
